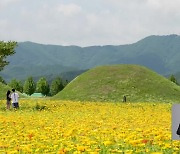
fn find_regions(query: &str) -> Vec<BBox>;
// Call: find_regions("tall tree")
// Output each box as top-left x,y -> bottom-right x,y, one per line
0,41 -> 17,71
50,77 -> 64,96
36,77 -> 49,96
23,77 -> 36,95
8,79 -> 23,93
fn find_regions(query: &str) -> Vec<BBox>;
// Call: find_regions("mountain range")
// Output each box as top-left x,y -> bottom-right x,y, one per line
1,34 -> 180,82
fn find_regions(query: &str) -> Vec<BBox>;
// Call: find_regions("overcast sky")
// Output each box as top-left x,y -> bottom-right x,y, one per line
0,0 -> 180,46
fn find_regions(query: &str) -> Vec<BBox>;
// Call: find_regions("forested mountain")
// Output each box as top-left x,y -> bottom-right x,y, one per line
1,34 -> 180,81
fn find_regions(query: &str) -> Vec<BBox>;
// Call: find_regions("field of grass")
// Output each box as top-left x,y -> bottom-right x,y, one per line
0,99 -> 179,153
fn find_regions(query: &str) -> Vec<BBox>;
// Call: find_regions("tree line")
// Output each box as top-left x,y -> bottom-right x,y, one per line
7,76 -> 67,96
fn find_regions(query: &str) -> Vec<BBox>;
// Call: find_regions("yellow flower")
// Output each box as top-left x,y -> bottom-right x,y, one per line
103,140 -> 113,146
76,146 -> 86,152
0,100 -> 173,153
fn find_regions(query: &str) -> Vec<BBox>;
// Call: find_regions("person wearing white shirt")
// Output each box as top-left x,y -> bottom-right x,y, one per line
11,89 -> 19,109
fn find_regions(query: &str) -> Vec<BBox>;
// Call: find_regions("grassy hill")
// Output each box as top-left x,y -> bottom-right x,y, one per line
0,82 -> 26,100
53,65 -> 180,102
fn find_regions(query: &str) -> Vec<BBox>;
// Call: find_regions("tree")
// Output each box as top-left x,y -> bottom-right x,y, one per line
23,77 -> 36,95
63,79 -> 69,87
169,75 -> 178,84
8,79 -> 23,93
0,76 -> 6,84
36,77 -> 49,96
0,41 -> 17,71
50,77 -> 64,96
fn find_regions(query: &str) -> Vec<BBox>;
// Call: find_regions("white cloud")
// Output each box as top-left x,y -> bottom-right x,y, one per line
0,0 -> 21,9
147,0 -> 161,8
57,3 -> 82,16
147,0 -> 180,8
0,0 -> 180,46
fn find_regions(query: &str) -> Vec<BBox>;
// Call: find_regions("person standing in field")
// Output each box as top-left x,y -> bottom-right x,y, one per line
6,90 -> 11,109
11,89 -> 19,109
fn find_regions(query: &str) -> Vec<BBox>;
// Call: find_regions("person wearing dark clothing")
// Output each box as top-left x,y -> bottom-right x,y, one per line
6,90 -> 11,109
123,96 -> 126,102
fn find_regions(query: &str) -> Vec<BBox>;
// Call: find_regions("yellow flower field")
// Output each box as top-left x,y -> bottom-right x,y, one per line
0,100 -> 179,153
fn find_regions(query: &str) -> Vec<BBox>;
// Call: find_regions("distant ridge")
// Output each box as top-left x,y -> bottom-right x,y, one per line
53,65 -> 180,102
21,34 -> 180,47
1,35 -> 180,81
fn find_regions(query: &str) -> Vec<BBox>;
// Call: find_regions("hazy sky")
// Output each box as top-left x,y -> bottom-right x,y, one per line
0,0 -> 180,46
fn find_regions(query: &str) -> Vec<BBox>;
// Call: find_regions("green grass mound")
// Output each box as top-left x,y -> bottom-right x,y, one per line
53,64 -> 180,102
0,82 -> 26,100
